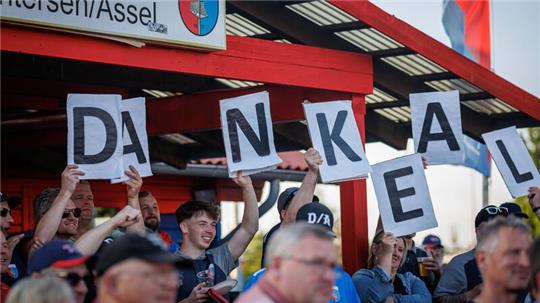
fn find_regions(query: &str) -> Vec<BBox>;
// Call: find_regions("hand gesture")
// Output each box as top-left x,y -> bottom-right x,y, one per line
124,165 -> 143,200
421,156 -> 429,169
7,234 -> 24,256
112,205 -> 141,228
31,236 -> 45,252
233,174 -> 252,189
528,186 -> 540,208
181,283 -> 209,303
305,148 -> 323,172
422,256 -> 442,276
61,165 -> 85,195
374,232 -> 396,258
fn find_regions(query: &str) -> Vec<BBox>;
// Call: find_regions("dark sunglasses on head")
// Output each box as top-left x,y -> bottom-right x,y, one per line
56,272 -> 92,287
62,208 -> 82,219
0,208 -> 11,217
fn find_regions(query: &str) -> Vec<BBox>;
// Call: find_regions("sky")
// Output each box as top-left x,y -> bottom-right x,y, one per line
222,0 -> 539,254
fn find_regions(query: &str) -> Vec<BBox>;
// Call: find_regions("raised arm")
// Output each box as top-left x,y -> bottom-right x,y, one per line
34,165 -> 84,244
124,165 -> 145,234
529,186 -> 540,220
282,148 -> 322,224
75,205 -> 141,255
228,175 -> 259,260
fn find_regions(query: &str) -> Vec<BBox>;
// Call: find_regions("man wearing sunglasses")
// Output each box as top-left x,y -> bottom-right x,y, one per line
33,165 -> 143,256
434,205 -> 509,303
28,240 -> 92,303
0,193 -> 19,236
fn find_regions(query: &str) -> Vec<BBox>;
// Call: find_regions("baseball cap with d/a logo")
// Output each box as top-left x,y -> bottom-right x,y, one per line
295,202 -> 336,237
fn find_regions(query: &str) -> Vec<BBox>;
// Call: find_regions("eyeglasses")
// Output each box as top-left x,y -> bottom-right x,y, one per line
285,256 -> 338,276
484,206 -> 508,215
1,208 -> 11,217
54,272 -> 92,287
62,208 -> 82,219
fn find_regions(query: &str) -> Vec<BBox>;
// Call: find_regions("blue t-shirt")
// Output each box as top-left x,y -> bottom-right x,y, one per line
243,267 -> 361,303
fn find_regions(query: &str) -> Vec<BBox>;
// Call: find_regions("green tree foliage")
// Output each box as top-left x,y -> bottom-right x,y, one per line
241,232 -> 264,279
524,127 -> 540,169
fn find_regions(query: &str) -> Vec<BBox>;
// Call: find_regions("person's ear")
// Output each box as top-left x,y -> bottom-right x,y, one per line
179,222 -> 189,234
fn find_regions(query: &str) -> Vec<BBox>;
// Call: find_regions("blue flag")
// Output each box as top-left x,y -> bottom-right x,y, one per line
462,135 -> 490,176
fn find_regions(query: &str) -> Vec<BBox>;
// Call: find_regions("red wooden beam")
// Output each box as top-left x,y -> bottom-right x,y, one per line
3,85 -> 353,147
339,94 -> 369,274
1,26 -> 372,94
329,0 -> 540,121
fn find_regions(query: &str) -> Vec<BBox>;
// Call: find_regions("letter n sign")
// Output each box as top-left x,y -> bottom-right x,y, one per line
219,91 -> 282,177
303,101 -> 371,183
371,154 -> 438,237
482,126 -> 540,198
411,90 -> 465,165
67,94 -> 124,180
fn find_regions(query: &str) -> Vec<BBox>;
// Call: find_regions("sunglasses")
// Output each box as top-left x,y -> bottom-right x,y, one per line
55,272 -> 92,287
62,208 -> 82,219
0,208 -> 11,217
484,206 -> 508,215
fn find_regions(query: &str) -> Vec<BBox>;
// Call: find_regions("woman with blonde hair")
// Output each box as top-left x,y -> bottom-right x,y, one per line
6,277 -> 76,303
352,229 -> 431,303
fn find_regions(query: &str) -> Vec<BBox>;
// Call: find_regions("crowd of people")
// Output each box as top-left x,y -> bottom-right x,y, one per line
1,148 -> 540,303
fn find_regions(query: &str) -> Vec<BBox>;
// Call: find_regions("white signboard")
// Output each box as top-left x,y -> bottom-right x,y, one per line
371,154 -> 438,237
303,101 -> 371,183
0,0 -> 226,50
67,94 -> 124,180
111,97 -> 153,184
482,126 -> 540,197
220,91 -> 282,177
411,90 -> 464,165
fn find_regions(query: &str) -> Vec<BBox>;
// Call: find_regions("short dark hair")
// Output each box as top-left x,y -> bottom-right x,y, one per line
175,200 -> 219,225
138,191 -> 151,198
34,188 -> 60,222
530,237 -> 540,294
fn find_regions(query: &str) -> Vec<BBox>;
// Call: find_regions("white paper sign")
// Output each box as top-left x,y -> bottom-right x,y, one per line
411,90 -> 464,165
67,94 -> 123,180
482,126 -> 540,197
371,154 -> 438,237
219,91 -> 282,177
303,101 -> 371,183
111,98 -> 153,184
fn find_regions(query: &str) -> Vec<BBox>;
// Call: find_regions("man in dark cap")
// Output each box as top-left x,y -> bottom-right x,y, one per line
96,233 -> 188,303
0,192 -> 20,237
260,148 -> 322,267
434,205 -> 509,303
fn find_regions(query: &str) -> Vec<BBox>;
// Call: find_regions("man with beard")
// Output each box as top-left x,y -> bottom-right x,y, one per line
470,217 -> 531,303
138,191 -> 177,251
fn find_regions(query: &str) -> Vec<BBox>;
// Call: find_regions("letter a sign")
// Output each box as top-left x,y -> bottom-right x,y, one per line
303,101 -> 371,183
411,90 -> 465,165
220,91 -> 282,177
482,126 -> 540,197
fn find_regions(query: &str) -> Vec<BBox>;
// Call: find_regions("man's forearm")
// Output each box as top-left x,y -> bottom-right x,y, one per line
282,169 -> 318,224
34,190 -> 71,243
75,219 -> 116,255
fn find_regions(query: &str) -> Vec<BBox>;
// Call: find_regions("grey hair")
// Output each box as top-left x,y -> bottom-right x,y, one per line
477,216 -> 530,253
530,237 -> 540,294
6,277 -> 76,303
264,222 -> 334,267
34,188 -> 61,222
